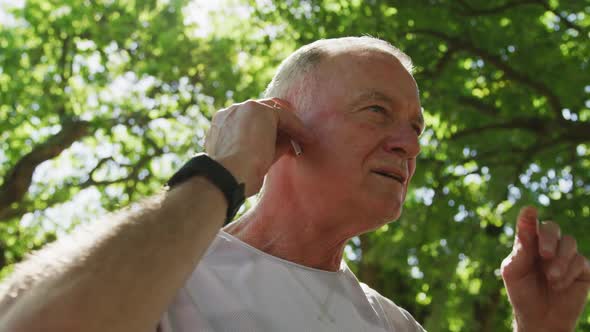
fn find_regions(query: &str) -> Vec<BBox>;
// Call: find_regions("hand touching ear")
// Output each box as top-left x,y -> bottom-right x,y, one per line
205,98 -> 314,196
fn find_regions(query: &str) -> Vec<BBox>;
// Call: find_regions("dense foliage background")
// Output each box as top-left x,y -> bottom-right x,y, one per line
1,0 -> 589,330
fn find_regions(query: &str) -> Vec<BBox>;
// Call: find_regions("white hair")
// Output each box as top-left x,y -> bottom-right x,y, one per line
263,36 -> 414,112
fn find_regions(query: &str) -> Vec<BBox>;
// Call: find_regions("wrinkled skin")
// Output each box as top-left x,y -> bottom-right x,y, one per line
204,48 -> 589,331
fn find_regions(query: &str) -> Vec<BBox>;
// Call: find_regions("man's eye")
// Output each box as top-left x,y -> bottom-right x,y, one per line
367,105 -> 386,114
414,126 -> 422,136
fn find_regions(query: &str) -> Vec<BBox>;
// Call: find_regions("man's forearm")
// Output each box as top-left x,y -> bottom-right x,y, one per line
0,176 -> 226,332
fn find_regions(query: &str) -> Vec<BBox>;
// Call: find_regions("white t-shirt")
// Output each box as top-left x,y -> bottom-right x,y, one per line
158,231 -> 425,332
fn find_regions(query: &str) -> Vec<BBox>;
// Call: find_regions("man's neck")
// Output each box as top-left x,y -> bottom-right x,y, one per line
223,199 -> 351,272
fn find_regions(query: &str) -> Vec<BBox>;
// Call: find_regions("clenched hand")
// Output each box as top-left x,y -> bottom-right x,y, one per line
204,98 -> 313,197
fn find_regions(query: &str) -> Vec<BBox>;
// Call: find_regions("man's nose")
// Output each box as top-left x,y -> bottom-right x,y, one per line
382,124 -> 421,159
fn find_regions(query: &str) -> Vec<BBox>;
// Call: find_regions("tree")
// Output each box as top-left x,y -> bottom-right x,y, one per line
0,0 -> 273,275
1,0 -> 589,330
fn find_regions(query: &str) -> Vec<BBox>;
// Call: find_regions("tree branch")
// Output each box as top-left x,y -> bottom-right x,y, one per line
410,29 -> 566,120
79,136 -> 163,189
450,117 -> 547,140
456,0 -> 587,36
417,47 -> 456,80
536,0 -> 587,36
80,156 -> 118,187
0,138 -> 166,222
455,0 -> 539,16
0,119 -> 90,219
456,95 -> 500,118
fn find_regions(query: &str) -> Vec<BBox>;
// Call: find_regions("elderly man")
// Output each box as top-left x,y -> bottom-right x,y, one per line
0,37 -> 589,332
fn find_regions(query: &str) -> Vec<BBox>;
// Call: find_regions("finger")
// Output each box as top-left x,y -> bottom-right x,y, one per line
537,220 -> 561,259
268,97 -> 292,110
257,97 -> 285,109
254,98 -> 282,109
256,99 -> 312,157
515,206 -> 538,251
272,131 -> 295,161
204,125 -> 216,153
502,207 -> 539,280
258,98 -> 315,144
545,235 -> 577,282
553,254 -> 590,290
205,105 -> 236,153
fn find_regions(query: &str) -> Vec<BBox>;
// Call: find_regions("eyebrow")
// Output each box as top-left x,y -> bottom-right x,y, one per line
350,90 -> 425,130
350,90 -> 393,108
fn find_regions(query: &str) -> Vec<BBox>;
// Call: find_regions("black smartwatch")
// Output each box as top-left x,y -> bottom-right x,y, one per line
166,153 -> 245,225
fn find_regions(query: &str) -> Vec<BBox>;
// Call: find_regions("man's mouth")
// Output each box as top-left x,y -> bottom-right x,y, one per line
372,171 -> 405,184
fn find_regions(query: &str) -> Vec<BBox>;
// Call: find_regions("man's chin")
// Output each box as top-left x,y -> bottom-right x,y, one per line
382,207 -> 402,223
368,204 -> 403,227
361,212 -> 401,234
378,198 -> 404,219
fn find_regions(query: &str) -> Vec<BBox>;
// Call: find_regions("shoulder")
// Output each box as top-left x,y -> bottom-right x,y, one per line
360,283 -> 426,332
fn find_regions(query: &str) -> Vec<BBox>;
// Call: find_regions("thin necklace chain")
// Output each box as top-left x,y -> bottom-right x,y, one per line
290,270 -> 337,324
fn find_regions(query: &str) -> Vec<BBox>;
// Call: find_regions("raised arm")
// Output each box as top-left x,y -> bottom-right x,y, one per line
0,98 -> 312,332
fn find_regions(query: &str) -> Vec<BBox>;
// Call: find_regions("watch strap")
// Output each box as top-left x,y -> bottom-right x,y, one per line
167,153 -> 245,225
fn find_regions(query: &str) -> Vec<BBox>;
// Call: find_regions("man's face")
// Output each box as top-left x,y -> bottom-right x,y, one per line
295,50 -> 424,233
